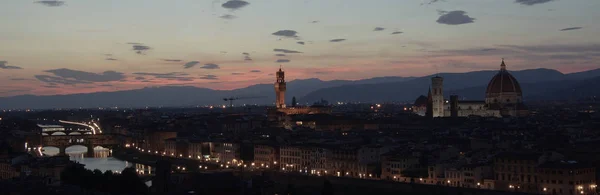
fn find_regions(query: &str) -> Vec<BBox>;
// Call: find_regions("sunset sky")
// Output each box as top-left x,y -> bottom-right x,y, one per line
1,0 -> 599,97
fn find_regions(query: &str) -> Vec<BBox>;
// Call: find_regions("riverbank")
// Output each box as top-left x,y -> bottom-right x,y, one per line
112,147 -> 220,172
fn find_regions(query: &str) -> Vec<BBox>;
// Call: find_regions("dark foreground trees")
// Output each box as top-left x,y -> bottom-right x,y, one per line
61,164 -> 148,194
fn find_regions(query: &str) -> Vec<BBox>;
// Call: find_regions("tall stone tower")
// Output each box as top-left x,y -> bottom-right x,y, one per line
431,76 -> 444,117
426,87 -> 433,118
274,66 -> 286,108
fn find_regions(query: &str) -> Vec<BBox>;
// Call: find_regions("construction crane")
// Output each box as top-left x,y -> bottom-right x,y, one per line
222,96 -> 266,107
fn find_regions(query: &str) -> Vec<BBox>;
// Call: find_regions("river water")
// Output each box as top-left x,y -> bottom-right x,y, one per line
42,146 -> 133,173
43,146 -> 153,186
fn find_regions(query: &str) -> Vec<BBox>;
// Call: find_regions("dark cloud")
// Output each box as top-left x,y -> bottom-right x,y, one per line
275,54 -> 286,57
432,44 -> 600,66
126,42 -> 142,45
199,75 -> 219,80
515,0 -> 555,6
311,21 -> 319,23
480,48 -> 497,52
200,63 -> 220,69
104,54 -> 112,56
0,89 -> 31,94
329,39 -> 346,42
134,77 -> 146,80
43,85 -> 60,88
297,41 -> 305,45
131,44 -> 151,55
219,14 -> 237,20
250,70 -> 261,73
10,78 -> 28,81
133,72 -> 194,81
133,72 -> 189,77
35,75 -> 90,85
105,58 -> 118,61
220,51 -> 228,54
184,61 -> 200,69
99,84 -> 113,87
560,27 -> 583,31
244,56 -> 253,61
498,44 -> 600,53
0,61 -> 23,69
436,10 -> 475,25
276,59 -> 291,63
163,59 -> 183,62
547,54 -> 592,60
242,52 -> 250,56
222,0 -> 249,10
373,27 -> 385,31
272,30 -> 298,38
231,73 -> 245,75
421,0 -> 445,5
35,1 -> 65,7
175,77 -> 194,81
46,69 -> 124,82
391,31 -> 403,35
274,49 -> 303,54
35,68 -> 125,85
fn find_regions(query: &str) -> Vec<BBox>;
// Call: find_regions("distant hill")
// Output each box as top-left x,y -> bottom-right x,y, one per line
300,68 -> 600,103
0,68 -> 598,109
530,76 -> 600,101
0,76 -> 412,109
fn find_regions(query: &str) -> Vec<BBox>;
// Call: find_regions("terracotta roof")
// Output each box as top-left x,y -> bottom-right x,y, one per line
413,95 -> 428,107
486,60 -> 522,95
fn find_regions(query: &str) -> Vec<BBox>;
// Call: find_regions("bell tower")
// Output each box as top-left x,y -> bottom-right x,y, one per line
431,76 -> 444,117
274,66 -> 286,108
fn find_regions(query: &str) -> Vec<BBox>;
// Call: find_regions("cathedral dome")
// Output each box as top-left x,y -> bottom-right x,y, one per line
486,60 -> 522,95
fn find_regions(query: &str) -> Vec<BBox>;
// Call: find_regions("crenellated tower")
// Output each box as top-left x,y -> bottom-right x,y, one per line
431,76 -> 444,117
274,66 -> 286,108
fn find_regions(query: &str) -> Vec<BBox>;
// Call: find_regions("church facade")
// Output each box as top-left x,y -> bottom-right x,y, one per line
414,60 -> 528,118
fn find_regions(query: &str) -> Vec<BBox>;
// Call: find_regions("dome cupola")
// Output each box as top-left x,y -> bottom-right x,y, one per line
485,59 -> 523,105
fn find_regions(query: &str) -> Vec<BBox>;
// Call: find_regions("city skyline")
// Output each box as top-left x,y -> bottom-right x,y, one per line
1,0 -> 599,97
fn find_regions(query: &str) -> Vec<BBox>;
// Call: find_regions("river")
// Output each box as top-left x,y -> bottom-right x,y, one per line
42,146 -> 152,174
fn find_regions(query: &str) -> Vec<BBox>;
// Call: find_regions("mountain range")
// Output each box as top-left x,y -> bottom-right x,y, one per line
0,68 -> 599,109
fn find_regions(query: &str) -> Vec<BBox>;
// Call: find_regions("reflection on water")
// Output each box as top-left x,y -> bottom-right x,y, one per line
42,146 -> 132,173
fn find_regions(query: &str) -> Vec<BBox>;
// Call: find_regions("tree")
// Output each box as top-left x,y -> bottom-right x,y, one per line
291,97 -> 297,107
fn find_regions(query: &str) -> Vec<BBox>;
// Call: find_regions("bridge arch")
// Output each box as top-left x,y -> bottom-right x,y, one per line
50,132 -> 67,136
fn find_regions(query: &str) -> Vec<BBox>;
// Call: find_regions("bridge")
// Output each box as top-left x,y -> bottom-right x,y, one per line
39,120 -> 101,136
42,134 -> 123,156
